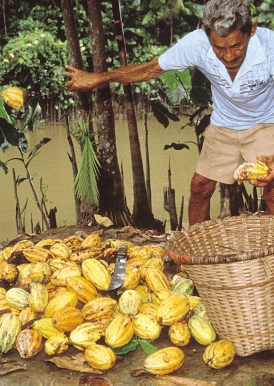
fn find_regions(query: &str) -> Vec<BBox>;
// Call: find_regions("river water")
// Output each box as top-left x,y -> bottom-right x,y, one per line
0,118 -> 220,241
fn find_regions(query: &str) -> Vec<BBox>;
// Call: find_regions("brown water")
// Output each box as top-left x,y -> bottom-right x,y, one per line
0,118 -> 220,241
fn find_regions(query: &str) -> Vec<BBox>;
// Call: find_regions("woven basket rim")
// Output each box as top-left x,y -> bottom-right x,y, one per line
166,214 -> 274,265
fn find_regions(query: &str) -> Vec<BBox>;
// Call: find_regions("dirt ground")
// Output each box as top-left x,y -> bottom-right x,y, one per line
1,225 -> 274,386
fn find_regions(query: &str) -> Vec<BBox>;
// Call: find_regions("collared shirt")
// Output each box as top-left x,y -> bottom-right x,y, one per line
158,27 -> 274,130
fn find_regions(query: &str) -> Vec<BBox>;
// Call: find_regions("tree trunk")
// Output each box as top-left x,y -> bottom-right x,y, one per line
60,0 -> 92,124
87,0 -> 131,227
111,0 -> 156,229
219,182 -> 245,218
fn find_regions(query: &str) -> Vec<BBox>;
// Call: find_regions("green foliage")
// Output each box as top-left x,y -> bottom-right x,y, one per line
73,120 -> 101,207
111,336 -> 158,355
0,93 -> 49,173
256,0 -> 274,30
0,29 -> 68,94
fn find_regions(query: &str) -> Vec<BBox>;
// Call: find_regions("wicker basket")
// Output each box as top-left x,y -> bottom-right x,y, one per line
166,215 -> 274,356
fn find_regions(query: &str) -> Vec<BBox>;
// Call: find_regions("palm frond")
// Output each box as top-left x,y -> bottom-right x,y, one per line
74,132 -> 100,206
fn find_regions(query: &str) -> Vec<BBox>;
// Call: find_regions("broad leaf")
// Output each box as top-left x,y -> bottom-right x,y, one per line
151,100 -> 180,129
111,337 -> 139,355
27,137 -> 51,159
0,117 -> 27,150
164,142 -> 190,151
160,69 -> 192,92
0,160 -> 9,174
17,176 -> 29,185
138,339 -> 158,354
152,105 -> 169,128
0,98 -> 11,123
196,114 -> 211,136
22,96 -> 41,132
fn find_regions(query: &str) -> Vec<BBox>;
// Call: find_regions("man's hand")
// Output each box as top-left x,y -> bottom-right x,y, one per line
63,65 -> 103,92
249,156 -> 274,187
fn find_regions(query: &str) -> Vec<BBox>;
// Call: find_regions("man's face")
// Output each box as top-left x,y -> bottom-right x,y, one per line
209,28 -> 252,71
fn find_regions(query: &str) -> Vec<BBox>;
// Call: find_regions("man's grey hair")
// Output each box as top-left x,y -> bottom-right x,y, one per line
202,0 -> 252,37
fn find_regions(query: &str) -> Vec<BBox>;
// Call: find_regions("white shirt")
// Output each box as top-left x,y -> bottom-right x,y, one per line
158,27 -> 274,130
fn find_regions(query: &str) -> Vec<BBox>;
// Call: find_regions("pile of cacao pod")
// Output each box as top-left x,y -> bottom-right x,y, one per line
0,233 -> 236,374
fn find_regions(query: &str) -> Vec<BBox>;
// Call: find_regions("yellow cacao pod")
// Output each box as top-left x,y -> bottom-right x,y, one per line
0,246 -> 14,261
12,239 -> 34,251
52,305 -> 84,332
92,316 -> 114,330
104,239 -> 133,249
121,267 -> 141,290
45,291 -> 78,318
147,245 -> 165,259
16,328 -> 43,358
70,247 -> 104,262
66,275 -> 98,303
139,303 -> 158,319
2,87 -> 29,109
135,285 -> 152,304
63,235 -> 84,250
49,243 -> 72,260
44,331 -> 69,355
105,314 -> 134,348
81,233 -> 102,248
35,239 -> 57,248
127,246 -> 152,260
188,315 -> 216,346
151,289 -> 173,306
6,287 -> 29,311
186,295 -> 202,310
0,313 -> 21,353
144,257 -> 164,271
28,282 -> 48,313
29,262 -> 51,284
69,322 -> 104,350
168,320 -> 191,347
19,306 -> 40,327
157,293 -> 190,326
203,339 -> 236,369
22,246 -> 51,263
132,314 -> 162,340
126,257 -> 147,269
118,289 -> 141,316
46,285 -> 69,300
33,317 -> 60,339
143,347 -> 185,375
50,264 -> 81,287
0,298 -> 12,314
85,344 -> 116,370
1,263 -> 19,285
143,268 -> 171,292
82,258 -> 111,291
49,258 -> 78,272
0,261 -> 19,285
18,263 -> 35,280
82,297 -> 117,321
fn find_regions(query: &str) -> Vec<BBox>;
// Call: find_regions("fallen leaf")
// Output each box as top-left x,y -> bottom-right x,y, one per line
247,373 -> 274,386
94,214 -> 113,228
0,360 -> 26,375
78,374 -> 113,385
46,356 -> 103,373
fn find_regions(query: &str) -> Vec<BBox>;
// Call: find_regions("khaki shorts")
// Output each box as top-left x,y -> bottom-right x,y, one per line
196,123 -> 274,184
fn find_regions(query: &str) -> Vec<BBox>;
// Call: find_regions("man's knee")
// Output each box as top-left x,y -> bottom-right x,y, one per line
190,173 -> 216,199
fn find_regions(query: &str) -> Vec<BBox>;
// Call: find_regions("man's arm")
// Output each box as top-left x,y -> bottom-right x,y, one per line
64,59 -> 165,92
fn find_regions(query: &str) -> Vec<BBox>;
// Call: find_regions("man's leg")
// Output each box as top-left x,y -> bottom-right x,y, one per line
189,172 -> 217,226
263,180 -> 274,214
